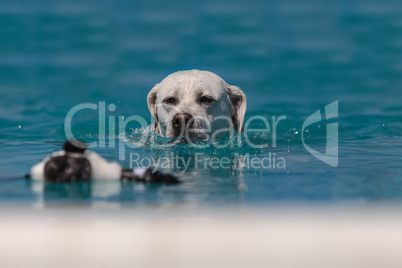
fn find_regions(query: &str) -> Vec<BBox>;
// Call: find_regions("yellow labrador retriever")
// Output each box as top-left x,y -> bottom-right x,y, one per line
147,70 -> 247,141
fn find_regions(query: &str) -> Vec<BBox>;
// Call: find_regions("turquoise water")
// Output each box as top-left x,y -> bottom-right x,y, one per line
0,0 -> 401,206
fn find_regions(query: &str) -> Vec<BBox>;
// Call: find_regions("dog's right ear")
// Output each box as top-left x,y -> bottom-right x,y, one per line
227,85 -> 247,133
147,84 -> 160,133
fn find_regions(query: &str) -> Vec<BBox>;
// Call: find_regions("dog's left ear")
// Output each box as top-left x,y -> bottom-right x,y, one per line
147,84 -> 160,133
227,85 -> 247,133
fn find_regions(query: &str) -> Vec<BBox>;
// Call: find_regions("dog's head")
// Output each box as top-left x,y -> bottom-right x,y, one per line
147,70 -> 247,141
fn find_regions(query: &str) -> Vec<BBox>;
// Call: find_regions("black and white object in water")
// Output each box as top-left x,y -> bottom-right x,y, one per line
28,141 -> 180,184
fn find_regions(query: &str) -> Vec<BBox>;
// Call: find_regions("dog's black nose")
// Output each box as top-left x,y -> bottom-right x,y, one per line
172,113 -> 193,130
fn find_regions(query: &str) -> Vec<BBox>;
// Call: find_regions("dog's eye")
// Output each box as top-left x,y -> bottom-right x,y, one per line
163,97 -> 177,105
199,96 -> 214,104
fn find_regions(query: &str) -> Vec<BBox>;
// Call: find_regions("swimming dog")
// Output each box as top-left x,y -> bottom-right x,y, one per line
147,70 -> 247,141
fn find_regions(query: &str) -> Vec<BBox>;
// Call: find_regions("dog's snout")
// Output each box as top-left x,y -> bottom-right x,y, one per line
172,113 -> 193,130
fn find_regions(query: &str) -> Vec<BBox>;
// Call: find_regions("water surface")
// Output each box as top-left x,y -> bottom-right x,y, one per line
0,0 -> 401,207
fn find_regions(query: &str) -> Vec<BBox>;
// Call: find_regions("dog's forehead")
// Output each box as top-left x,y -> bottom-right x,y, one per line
158,71 -> 227,98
